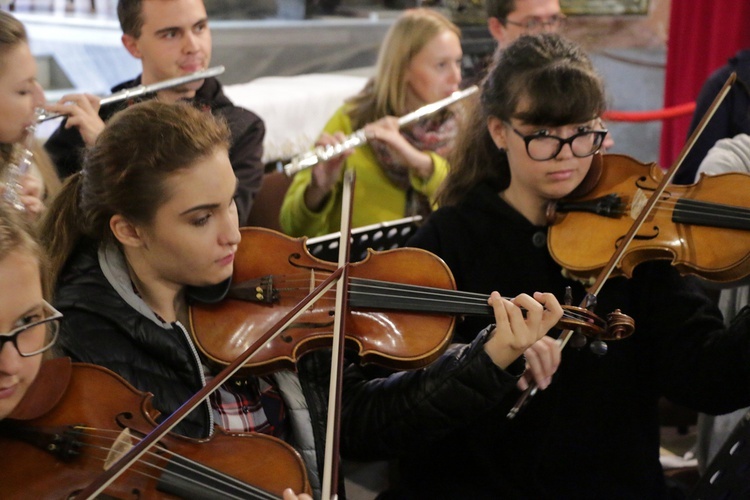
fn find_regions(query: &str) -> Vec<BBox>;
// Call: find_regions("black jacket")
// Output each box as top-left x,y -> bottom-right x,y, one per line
676,49 -> 750,184
391,180 -> 750,499
53,241 -> 335,492
44,76 -> 265,225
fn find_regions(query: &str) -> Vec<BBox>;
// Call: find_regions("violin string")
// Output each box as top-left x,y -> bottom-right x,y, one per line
270,275 -> 598,326
64,427 -> 279,499
50,429 -> 180,484
566,190 -> 748,220
281,277 -> 598,325
619,197 -> 750,223
668,198 -> 750,223
69,427 -> 278,499
276,275 -> 508,305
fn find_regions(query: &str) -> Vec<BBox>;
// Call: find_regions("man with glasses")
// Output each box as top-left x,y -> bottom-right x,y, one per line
486,0 -> 565,46
461,0 -> 563,86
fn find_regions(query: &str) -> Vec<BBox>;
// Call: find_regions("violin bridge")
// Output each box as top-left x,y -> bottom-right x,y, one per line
104,428 -> 134,471
630,189 -> 647,220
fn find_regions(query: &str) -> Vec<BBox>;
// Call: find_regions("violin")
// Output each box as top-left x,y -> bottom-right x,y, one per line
547,153 -> 750,283
0,358 -> 310,499
190,227 -> 634,375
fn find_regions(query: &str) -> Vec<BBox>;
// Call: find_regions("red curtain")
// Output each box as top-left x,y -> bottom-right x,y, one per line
660,0 -> 750,167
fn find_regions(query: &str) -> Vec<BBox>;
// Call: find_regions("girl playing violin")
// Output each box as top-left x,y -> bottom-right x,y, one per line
0,202 -> 58,421
280,8 -> 463,237
40,100 -> 310,499
347,33 -> 750,499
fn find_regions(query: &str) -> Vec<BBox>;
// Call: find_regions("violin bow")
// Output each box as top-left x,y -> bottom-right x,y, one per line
321,169 -> 356,500
507,72 -> 737,418
76,267 -> 345,498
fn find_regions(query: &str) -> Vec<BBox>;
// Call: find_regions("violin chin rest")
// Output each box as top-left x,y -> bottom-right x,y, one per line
568,152 -> 604,199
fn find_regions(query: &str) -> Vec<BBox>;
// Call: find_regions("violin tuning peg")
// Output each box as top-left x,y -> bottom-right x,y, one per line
589,339 -> 608,356
564,286 -> 573,306
570,331 -> 587,349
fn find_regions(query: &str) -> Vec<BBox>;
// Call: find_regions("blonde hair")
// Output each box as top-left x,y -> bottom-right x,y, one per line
347,8 -> 460,128
0,201 -> 48,297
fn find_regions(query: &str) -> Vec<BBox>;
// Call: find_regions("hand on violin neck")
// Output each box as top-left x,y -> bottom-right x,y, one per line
483,291 -> 563,370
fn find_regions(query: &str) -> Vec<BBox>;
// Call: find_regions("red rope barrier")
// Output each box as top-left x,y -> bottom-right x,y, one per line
602,102 -> 696,122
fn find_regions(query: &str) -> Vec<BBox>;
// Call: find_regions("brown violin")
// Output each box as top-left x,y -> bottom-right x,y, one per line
190,227 -> 634,375
547,153 -> 750,283
0,358 -> 310,499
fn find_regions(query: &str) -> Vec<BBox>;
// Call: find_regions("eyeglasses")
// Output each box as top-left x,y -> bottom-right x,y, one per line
0,300 -> 61,357
505,123 -> 608,161
502,14 -> 567,33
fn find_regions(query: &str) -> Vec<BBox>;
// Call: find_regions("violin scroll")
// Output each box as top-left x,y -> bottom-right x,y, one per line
558,305 -> 634,341
606,309 -> 636,340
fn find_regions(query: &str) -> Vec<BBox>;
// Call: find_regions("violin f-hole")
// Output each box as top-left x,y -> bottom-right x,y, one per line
615,225 -> 660,249
288,252 -> 334,274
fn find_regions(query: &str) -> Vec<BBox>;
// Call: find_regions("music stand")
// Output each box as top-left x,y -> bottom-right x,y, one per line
690,408 -> 750,499
306,216 -> 423,262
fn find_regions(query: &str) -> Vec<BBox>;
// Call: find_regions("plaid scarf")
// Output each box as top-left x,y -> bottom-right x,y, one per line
207,372 -> 289,438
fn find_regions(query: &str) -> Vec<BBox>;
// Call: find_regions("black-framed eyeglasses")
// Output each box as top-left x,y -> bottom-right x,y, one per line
502,14 -> 567,33
505,123 -> 608,161
0,300 -> 61,357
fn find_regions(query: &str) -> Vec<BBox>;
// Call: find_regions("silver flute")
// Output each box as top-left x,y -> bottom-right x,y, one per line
3,66 -> 226,211
35,65 -> 226,123
283,85 -> 479,177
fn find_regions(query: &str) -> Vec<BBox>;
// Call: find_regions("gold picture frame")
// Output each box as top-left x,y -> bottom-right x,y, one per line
560,0 -> 650,15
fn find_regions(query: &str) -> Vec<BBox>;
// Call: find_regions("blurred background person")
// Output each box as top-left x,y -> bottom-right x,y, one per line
280,8 -> 463,237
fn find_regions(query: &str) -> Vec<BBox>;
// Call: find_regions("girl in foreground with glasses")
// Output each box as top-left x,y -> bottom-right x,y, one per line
343,33 -> 750,499
0,203 -> 58,421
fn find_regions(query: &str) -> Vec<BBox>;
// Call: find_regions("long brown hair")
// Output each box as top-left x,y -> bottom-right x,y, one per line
346,8 -> 460,129
438,33 -> 606,206
39,100 -> 231,284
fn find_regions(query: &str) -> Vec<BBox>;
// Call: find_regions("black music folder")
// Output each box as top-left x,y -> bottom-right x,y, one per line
306,216 -> 423,262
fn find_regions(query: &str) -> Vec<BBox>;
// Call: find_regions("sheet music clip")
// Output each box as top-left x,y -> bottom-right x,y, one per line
690,408 -> 750,499
306,215 -> 423,262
